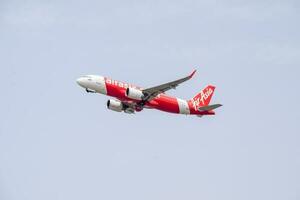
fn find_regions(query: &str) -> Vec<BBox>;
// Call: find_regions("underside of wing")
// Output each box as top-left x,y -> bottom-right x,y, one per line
121,100 -> 137,108
142,70 -> 196,101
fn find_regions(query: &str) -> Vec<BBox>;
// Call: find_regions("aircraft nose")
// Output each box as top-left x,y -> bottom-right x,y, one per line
76,77 -> 86,87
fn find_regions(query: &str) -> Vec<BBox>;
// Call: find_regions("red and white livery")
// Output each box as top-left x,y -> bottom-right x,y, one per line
76,70 -> 222,116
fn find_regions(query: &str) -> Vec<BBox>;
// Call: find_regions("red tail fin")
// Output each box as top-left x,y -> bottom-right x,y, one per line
190,85 -> 216,110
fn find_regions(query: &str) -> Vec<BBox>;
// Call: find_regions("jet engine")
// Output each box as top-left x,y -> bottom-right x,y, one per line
126,87 -> 145,100
107,99 -> 123,112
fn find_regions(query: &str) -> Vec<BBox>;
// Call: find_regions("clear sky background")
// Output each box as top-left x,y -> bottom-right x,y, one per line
0,0 -> 299,200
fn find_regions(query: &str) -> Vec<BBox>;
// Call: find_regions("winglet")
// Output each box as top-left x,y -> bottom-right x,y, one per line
189,70 -> 197,79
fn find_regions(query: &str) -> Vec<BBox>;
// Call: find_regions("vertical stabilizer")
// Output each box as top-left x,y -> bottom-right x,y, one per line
189,85 -> 215,111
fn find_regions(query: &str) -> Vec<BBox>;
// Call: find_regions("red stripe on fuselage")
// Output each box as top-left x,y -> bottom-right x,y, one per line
104,77 -> 141,101
147,95 -> 180,114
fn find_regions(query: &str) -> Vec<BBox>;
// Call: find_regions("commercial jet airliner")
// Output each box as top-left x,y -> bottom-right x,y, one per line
76,70 -> 222,116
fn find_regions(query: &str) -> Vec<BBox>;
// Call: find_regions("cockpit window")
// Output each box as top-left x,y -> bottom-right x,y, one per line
82,75 -> 93,81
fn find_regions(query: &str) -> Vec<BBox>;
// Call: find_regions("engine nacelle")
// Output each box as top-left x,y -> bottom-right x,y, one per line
126,87 -> 145,100
107,99 -> 123,112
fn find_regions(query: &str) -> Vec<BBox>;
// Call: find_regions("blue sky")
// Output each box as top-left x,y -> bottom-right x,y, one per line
0,0 -> 299,200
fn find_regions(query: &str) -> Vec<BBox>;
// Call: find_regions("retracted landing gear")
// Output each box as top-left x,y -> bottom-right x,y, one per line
86,88 -> 96,93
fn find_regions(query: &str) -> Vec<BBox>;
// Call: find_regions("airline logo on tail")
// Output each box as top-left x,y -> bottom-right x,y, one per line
191,85 -> 215,111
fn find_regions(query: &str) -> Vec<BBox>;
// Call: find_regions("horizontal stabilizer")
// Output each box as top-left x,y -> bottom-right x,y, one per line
198,104 -> 222,111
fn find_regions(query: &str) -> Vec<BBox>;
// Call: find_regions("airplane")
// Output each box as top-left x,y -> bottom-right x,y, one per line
76,70 -> 222,117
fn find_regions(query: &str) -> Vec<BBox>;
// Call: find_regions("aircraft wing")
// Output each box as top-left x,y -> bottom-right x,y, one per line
122,101 -> 136,108
142,70 -> 196,102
